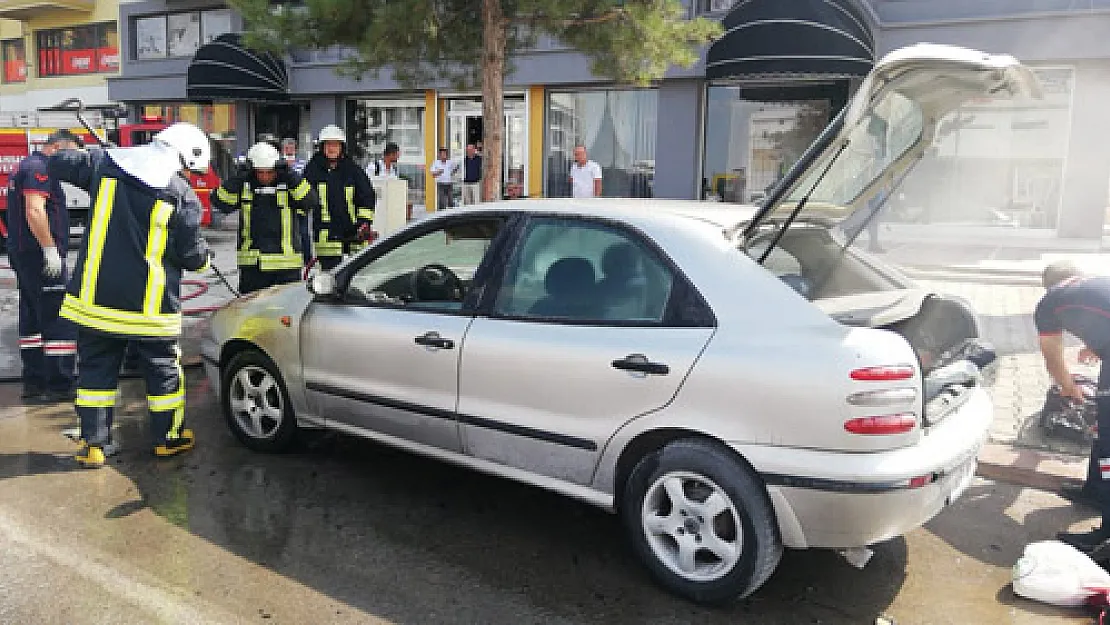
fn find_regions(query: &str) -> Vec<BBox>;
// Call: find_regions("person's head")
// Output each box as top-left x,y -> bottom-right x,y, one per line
573,145 -> 587,165
1043,260 -> 1084,289
43,129 -> 80,156
281,137 -> 297,158
383,142 -> 400,164
247,141 -> 281,185
153,122 -> 211,173
317,125 -> 346,162
438,147 -> 448,161
466,143 -> 477,157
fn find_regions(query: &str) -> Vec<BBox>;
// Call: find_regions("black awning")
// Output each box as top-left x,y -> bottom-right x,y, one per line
706,0 -> 875,81
186,33 -> 289,103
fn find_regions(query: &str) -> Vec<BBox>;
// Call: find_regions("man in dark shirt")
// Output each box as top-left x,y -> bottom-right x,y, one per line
461,143 -> 482,205
1035,261 -> 1110,552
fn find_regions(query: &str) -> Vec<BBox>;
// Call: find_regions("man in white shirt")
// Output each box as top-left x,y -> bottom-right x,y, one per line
430,147 -> 458,209
366,142 -> 401,179
569,145 -> 603,198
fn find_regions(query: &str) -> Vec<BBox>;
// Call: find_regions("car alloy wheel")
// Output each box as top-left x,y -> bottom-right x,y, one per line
642,471 -> 742,582
229,365 -> 284,440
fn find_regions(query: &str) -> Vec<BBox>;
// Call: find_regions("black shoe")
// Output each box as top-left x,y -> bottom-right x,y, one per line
1057,527 -> 1110,552
20,385 -> 44,400
1060,482 -> 1102,510
42,388 -> 77,403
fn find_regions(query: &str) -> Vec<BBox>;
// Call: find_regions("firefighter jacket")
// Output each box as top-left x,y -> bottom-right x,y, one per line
212,170 -> 317,271
47,148 -> 210,338
302,153 -> 376,258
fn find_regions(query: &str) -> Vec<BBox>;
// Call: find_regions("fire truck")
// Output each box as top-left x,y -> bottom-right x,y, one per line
0,115 -> 222,251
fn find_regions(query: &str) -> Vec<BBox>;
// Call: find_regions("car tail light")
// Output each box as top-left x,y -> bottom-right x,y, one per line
844,413 -> 917,435
850,365 -> 915,381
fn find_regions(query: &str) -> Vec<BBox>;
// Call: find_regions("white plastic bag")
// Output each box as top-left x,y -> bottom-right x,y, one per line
1012,540 -> 1110,607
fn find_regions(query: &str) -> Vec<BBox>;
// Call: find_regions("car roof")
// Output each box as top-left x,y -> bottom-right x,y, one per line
433,198 -> 760,231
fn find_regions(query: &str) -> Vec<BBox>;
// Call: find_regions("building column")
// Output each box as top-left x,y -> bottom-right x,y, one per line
234,104 -> 251,157
424,89 -> 438,212
527,85 -> 545,198
1057,63 -> 1110,239
306,96 -> 341,137
653,79 -> 703,200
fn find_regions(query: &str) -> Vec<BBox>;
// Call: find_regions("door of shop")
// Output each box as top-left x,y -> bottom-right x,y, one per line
446,97 -> 527,199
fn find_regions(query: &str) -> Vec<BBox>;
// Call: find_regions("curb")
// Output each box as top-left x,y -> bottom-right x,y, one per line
976,443 -> 1086,492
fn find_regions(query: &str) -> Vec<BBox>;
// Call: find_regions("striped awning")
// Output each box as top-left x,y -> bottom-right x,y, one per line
705,0 -> 875,81
186,33 -> 288,103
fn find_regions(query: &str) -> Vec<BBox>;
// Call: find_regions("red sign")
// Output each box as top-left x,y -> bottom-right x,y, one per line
3,59 -> 25,83
62,49 -> 96,74
0,137 -> 30,212
98,47 -> 119,72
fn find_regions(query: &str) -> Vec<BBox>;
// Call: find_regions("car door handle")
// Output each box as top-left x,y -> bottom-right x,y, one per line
414,331 -> 455,350
611,354 -> 670,375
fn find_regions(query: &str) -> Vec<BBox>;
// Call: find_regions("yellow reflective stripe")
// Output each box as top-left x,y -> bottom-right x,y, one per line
317,183 -> 330,222
241,184 -> 253,200
281,205 -> 293,256
76,388 -> 119,407
216,185 -> 238,204
290,179 -> 310,201
345,186 -> 355,211
60,294 -> 182,337
258,253 -> 303,271
240,202 -> 253,252
148,388 -> 185,411
81,178 -> 117,303
315,243 -> 342,256
236,250 -> 260,266
142,201 -> 174,316
356,208 -> 375,220
168,344 -> 185,438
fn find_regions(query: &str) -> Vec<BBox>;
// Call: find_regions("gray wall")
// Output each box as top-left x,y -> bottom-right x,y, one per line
653,80 -> 703,199
1057,62 -> 1110,238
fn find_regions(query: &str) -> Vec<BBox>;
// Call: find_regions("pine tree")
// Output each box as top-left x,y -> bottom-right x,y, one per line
232,0 -> 720,201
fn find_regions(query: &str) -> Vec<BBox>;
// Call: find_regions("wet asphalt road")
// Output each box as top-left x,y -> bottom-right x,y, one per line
0,373 -> 1097,625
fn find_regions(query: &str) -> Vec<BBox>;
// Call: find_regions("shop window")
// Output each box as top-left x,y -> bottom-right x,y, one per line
1,39 -> 26,84
135,9 -> 233,60
546,89 -> 657,199
36,23 -> 119,77
348,99 -> 428,208
140,103 -> 238,178
696,0 -> 736,14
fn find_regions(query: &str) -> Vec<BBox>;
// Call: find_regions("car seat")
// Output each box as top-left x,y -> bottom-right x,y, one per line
598,243 -> 645,319
528,257 -> 598,318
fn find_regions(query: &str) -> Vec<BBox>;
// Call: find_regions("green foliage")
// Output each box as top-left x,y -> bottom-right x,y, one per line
231,0 -> 722,88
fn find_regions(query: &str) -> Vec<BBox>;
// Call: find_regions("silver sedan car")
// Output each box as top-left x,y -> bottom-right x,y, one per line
201,44 -> 1038,603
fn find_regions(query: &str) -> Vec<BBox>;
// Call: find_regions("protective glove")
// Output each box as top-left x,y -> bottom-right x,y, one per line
42,246 -> 62,279
356,222 -> 378,244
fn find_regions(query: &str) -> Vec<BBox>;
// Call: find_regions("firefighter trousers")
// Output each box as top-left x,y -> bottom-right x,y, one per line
75,330 -> 186,448
238,266 -> 302,295
11,250 -> 76,392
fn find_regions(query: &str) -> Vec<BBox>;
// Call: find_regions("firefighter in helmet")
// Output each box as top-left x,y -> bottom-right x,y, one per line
46,122 -> 213,468
302,124 -> 376,271
213,141 -> 318,294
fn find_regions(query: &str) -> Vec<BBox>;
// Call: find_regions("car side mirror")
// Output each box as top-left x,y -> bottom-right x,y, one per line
308,272 -> 336,298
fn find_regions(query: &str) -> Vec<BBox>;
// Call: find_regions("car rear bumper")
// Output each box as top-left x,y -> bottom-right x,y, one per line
730,386 -> 992,549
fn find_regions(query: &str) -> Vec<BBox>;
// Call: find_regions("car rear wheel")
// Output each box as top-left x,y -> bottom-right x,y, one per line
222,350 -> 297,452
622,438 -> 782,604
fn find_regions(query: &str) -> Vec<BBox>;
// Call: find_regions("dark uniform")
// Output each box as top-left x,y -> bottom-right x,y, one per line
212,168 -> 317,294
7,150 -> 76,398
1036,276 -> 1110,524
302,153 -> 375,270
48,148 -> 210,454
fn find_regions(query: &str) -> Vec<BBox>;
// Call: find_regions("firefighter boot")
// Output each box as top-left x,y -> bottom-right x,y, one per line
75,443 -> 106,469
154,429 -> 195,458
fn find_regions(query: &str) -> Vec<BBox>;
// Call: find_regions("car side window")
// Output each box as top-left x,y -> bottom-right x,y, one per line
494,218 -> 674,323
346,219 -> 502,312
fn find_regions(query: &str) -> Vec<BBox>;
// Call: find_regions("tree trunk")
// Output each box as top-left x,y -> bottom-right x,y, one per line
480,0 -> 505,202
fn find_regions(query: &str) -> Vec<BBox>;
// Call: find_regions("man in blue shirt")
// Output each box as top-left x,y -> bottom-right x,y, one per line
1035,261 -> 1110,553
8,130 -> 79,402
461,143 -> 482,205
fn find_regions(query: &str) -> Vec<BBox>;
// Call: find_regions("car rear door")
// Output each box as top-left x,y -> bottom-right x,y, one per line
300,215 -> 511,452
457,216 -> 716,485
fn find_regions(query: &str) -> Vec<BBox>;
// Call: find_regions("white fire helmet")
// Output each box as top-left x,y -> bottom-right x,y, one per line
153,122 -> 211,172
246,142 -> 281,169
317,124 -> 346,144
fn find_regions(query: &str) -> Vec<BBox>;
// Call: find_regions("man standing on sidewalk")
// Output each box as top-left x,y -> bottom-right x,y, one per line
461,143 -> 482,205
569,145 -> 602,198
8,130 -> 79,403
1034,261 -> 1110,552
430,148 -> 457,210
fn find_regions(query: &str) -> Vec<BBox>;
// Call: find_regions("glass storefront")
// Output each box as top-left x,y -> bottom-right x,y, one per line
446,97 -> 527,198
702,85 -> 835,204
546,89 -> 657,198
347,98 -> 427,209
141,103 -> 237,177
891,67 -> 1074,229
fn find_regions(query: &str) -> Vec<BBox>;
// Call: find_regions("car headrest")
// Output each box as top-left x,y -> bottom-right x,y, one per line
601,243 -> 638,281
544,257 -> 596,298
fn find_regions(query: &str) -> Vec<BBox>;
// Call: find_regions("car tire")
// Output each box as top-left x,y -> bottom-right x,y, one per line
622,438 -> 783,605
221,349 -> 297,453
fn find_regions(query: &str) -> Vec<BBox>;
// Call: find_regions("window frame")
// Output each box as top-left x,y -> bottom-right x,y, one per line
133,8 -> 234,61
479,213 -> 716,328
327,212 -> 521,317
35,22 -> 119,77
1,38 -> 26,84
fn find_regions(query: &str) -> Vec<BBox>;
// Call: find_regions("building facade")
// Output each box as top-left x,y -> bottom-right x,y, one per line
105,0 -> 1110,239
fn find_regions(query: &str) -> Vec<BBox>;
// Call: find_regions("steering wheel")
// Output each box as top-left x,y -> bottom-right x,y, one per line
411,263 -> 464,302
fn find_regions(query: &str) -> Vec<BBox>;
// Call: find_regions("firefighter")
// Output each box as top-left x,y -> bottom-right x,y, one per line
8,130 -> 80,403
302,125 -> 376,271
47,122 -> 213,468
212,141 -> 317,294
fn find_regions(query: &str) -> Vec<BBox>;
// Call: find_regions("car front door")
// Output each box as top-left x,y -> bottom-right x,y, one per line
300,215 -> 510,452
457,216 -> 716,485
